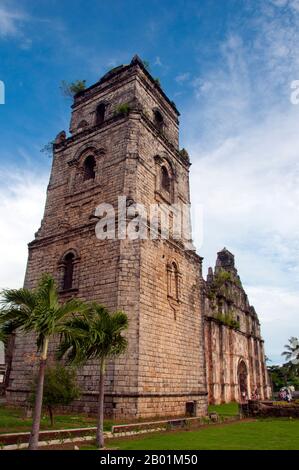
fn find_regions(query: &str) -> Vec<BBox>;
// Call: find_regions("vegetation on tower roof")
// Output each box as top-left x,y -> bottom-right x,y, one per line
114,102 -> 131,117
60,80 -> 87,98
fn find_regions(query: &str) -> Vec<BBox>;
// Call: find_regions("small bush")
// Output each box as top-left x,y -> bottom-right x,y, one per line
216,312 -> 240,330
214,270 -> 234,286
30,364 -> 80,426
60,80 -> 87,98
115,103 -> 131,116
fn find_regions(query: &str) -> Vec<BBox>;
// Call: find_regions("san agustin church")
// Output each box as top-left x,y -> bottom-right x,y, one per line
4,56 -> 272,418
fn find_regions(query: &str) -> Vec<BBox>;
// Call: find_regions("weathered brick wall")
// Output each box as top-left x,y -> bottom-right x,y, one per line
204,249 -> 272,404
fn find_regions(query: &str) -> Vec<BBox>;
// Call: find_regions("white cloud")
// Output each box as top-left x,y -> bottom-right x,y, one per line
247,286 -> 299,364
270,0 -> 288,7
0,169 -> 47,289
291,0 -> 299,11
184,0 -> 299,362
272,0 -> 299,11
175,72 -> 190,84
189,112 -> 299,362
0,3 -> 28,38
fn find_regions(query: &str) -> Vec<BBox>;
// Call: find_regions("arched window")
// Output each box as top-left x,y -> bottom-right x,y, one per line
161,166 -> 170,192
96,103 -> 106,125
63,253 -> 75,290
154,109 -> 164,132
83,155 -> 96,181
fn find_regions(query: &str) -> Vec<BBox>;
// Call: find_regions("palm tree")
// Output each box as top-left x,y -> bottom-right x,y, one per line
282,337 -> 299,365
57,303 -> 128,448
0,274 -> 86,450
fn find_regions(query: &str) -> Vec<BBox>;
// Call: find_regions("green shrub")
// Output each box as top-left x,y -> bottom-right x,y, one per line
114,103 -> 131,116
214,270 -> 234,286
30,364 -> 80,426
216,312 -> 240,330
60,80 -> 87,97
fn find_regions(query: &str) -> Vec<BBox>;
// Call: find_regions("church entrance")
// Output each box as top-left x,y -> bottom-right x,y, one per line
238,360 -> 248,402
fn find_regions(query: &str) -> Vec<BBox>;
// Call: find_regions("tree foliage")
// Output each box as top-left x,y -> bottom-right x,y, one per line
30,364 -> 80,426
268,364 -> 299,391
268,337 -> 299,392
0,274 -> 86,352
57,303 -> 128,365
282,337 -> 299,365
57,303 -> 128,448
0,274 -> 87,449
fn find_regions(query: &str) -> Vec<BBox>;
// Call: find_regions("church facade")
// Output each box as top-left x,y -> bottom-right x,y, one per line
5,56 -> 271,417
204,248 -> 271,404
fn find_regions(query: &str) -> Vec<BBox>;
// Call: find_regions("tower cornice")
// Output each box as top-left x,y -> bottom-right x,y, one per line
72,55 -> 180,117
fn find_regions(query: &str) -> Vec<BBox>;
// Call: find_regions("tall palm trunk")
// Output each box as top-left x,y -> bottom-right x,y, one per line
28,338 -> 49,451
96,358 -> 105,448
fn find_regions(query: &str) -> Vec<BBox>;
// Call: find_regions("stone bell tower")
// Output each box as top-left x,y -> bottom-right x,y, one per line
7,56 -> 208,418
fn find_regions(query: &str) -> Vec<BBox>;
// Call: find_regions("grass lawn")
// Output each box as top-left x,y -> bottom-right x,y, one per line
208,402 -> 239,417
0,404 -> 237,435
2,402 -> 299,450
0,406 -> 114,434
0,406 -> 192,436
101,419 -> 299,450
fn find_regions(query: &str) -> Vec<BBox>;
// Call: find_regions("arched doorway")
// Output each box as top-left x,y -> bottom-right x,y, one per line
238,360 -> 248,402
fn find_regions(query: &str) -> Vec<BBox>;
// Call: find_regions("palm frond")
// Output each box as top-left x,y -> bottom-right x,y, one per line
0,288 -> 37,310
53,299 -> 88,325
0,275 -> 91,354
58,304 -> 129,365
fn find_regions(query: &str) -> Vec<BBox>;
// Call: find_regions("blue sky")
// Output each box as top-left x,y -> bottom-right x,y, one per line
0,0 -> 299,364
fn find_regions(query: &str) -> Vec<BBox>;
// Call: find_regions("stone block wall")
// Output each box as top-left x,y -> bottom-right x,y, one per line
6,56 -> 208,419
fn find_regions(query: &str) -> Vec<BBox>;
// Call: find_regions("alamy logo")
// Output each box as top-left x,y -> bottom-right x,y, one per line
0,81 -> 5,105
92,196 -> 203,249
